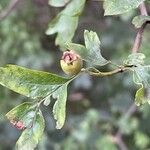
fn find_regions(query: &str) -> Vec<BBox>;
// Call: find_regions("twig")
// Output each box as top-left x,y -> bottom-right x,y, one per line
0,0 -> 21,21
132,2 -> 148,53
81,66 -> 132,77
139,2 -> 148,16
111,131 -> 128,150
111,104 -> 137,150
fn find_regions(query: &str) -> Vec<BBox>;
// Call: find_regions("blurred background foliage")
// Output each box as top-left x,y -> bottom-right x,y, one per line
0,0 -> 150,150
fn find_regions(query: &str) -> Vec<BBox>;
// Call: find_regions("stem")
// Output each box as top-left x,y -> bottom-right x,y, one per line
111,132 -> 128,150
132,2 -> 148,53
81,66 -> 132,77
139,2 -> 148,16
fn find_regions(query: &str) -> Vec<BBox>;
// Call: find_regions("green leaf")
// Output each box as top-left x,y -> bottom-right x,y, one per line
52,83 -> 68,129
66,30 -> 109,66
16,110 -> 45,150
66,43 -> 87,58
135,84 -> 147,106
124,53 -> 145,66
84,30 -> 109,66
104,0 -> 145,16
6,102 -> 36,126
61,0 -> 85,16
49,0 -> 70,7
132,15 -> 150,28
46,15 -> 78,50
133,65 -> 150,106
46,0 -> 86,49
0,65 -> 70,99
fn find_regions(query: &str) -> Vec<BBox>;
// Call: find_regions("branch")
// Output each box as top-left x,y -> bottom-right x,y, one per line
111,131 -> 128,150
81,66 -> 132,77
111,104 -> 137,150
132,2 -> 148,53
0,0 -> 21,21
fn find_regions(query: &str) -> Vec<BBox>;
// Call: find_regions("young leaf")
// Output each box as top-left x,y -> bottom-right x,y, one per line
132,15 -> 150,28
16,110 -> 45,150
52,83 -> 68,129
84,30 -> 109,66
0,65 -> 70,99
49,0 -> 70,7
104,0 -> 145,16
135,85 -> 147,106
66,30 -> 109,66
46,0 -> 86,49
133,65 -> 150,106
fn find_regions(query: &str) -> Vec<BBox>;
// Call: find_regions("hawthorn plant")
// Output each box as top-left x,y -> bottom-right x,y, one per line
0,0 -> 150,149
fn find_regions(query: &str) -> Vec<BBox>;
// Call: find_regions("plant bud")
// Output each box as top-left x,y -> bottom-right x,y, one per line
60,50 -> 83,76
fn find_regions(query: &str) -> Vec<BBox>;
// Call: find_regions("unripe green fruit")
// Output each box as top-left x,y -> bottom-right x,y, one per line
60,50 -> 83,76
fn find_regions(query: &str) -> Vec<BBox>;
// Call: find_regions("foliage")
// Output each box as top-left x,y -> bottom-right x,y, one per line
46,0 -> 86,50
1,0 -> 150,149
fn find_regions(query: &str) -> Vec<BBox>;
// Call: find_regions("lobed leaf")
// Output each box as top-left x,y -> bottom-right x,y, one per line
104,0 -> 145,16
0,65 -> 70,99
84,30 -> 109,66
133,65 -> 150,106
16,110 -> 45,150
52,83 -> 68,129
46,14 -> 78,49
46,0 -> 86,49
66,30 -> 109,66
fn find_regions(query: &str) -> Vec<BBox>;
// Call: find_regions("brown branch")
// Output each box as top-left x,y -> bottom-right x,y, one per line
112,132 -> 128,150
81,65 -> 133,77
111,104 -> 137,150
0,0 -> 21,21
132,2 -> 148,53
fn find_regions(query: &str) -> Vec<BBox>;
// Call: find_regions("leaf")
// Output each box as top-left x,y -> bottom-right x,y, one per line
49,0 -> 70,7
66,30 -> 109,66
84,30 -> 109,66
124,53 -> 145,66
61,0 -> 85,16
46,15 -> 78,49
46,0 -> 86,49
16,110 -> 45,150
66,43 -> 87,58
104,0 -> 145,16
6,102 -> 36,126
135,84 -> 146,106
0,65 -> 70,99
133,65 -> 150,106
132,15 -> 150,28
52,83 -> 68,129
